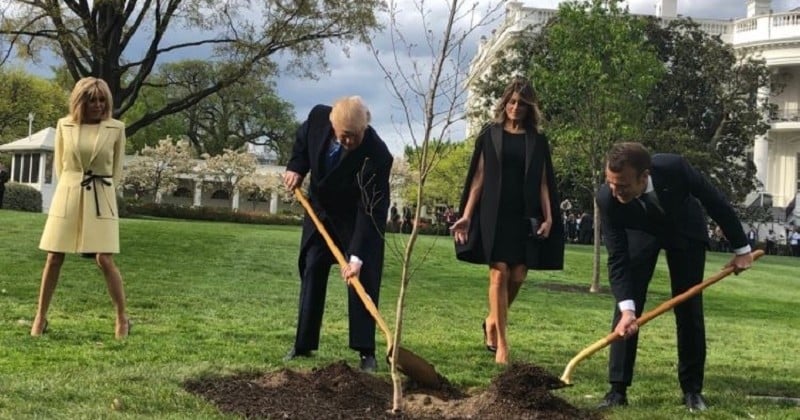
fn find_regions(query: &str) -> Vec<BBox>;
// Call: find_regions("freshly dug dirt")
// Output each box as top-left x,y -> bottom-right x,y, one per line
185,361 -> 599,419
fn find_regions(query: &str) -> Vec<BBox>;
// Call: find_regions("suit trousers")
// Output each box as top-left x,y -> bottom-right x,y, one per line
608,230 -> 707,393
293,234 -> 380,353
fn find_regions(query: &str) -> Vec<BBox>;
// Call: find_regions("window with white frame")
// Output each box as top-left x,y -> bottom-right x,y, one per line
12,153 -> 41,183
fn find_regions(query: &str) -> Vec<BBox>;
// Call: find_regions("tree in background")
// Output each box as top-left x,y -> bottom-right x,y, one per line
200,148 -> 257,210
475,0 -> 662,292
237,172 -> 283,212
641,18 -> 775,203
0,70 -> 67,144
0,0 -> 382,137
123,137 -> 194,203
155,60 -> 297,159
368,0 -> 502,409
402,140 -> 473,209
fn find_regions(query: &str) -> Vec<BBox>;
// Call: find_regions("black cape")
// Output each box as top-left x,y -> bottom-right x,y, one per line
455,124 -> 564,269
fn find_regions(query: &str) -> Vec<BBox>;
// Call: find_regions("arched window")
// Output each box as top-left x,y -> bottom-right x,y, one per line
173,187 -> 192,198
248,191 -> 270,202
211,190 -> 230,200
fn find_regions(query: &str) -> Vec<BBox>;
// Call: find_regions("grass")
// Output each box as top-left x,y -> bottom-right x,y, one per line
0,209 -> 798,419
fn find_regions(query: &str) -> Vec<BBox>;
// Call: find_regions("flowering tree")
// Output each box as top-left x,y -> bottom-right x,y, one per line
200,148 -> 257,209
123,136 -> 194,203
237,172 -> 282,211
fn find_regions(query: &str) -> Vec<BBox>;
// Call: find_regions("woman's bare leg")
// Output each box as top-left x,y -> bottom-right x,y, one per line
507,264 -> 528,308
95,253 -> 129,339
488,262 -> 510,364
31,252 -> 65,336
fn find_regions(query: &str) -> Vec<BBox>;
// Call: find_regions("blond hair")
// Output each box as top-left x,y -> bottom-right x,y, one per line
68,77 -> 113,123
329,96 -> 371,132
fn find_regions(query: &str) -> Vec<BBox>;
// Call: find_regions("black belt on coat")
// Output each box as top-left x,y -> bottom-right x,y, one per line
81,170 -> 114,217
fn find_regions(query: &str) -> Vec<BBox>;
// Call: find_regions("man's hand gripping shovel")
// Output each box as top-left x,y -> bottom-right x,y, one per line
557,249 -> 765,388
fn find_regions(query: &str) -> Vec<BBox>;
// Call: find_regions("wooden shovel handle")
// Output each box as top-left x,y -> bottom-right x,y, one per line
293,188 -> 394,346
560,249 -> 764,384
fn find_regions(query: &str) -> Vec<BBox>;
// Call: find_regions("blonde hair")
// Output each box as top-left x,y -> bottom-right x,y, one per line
68,77 -> 113,123
330,96 -> 371,132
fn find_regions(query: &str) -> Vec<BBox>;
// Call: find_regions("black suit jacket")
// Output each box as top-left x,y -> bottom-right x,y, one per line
286,105 -> 393,268
597,153 -> 747,302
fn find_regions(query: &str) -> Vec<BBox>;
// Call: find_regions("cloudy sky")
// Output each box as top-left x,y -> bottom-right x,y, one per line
10,0 -> 797,155
275,0 -> 798,155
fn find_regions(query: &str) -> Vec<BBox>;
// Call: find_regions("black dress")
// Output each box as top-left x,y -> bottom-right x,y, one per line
491,131 -> 536,265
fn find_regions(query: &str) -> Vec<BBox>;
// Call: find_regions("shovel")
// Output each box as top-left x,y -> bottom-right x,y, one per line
559,249 -> 765,386
293,188 -> 442,388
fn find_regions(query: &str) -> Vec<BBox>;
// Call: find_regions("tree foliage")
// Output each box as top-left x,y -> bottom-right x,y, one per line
237,171 -> 283,211
0,69 -> 67,144
201,148 -> 257,209
157,60 -> 297,159
402,140 -> 473,208
641,17 -> 774,202
0,0 -> 382,137
123,136 -> 194,203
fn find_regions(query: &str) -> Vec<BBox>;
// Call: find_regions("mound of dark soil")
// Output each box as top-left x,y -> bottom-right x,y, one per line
184,361 -> 598,419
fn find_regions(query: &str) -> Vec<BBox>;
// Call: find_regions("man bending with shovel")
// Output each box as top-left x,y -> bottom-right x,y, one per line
282,96 -> 393,373
596,142 -> 752,412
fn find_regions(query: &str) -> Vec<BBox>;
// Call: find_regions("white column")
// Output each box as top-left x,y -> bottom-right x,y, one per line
155,191 -> 163,204
232,188 -> 240,212
753,82 -> 771,191
753,134 -> 769,190
656,0 -> 677,18
38,154 -> 46,187
193,179 -> 202,207
269,190 -> 278,214
10,153 -> 16,182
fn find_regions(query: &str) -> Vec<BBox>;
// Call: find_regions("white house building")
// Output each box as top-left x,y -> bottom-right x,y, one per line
467,0 -> 800,222
0,127 -> 57,212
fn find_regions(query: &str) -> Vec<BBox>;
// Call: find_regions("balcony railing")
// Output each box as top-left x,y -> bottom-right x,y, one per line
772,109 -> 800,122
735,18 -> 757,32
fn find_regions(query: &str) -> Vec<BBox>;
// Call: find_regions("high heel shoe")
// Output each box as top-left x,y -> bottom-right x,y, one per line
31,319 -> 48,337
482,321 -> 497,353
115,319 -> 131,340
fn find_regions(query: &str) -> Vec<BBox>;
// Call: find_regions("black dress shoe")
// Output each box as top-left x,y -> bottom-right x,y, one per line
597,390 -> 628,409
283,347 -> 312,361
482,321 -> 497,353
684,392 -> 707,412
359,353 -> 377,373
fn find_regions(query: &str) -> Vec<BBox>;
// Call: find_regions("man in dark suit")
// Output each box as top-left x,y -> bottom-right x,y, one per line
0,163 -> 9,208
596,142 -> 752,412
282,97 -> 392,372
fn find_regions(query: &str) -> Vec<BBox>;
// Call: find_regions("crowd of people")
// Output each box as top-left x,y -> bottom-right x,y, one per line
28,76 -> 760,413
710,223 -> 800,257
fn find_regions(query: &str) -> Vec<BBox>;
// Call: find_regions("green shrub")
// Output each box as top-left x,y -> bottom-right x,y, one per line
3,183 -> 42,212
126,202 -> 303,226
116,194 -> 129,218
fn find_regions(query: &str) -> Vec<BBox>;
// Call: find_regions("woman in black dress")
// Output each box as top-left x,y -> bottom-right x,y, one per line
451,77 -> 563,364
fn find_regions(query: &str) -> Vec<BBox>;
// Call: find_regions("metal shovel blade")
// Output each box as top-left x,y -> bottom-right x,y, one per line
389,346 -> 442,389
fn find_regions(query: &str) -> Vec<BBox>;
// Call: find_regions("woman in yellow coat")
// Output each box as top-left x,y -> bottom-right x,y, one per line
31,77 -> 131,339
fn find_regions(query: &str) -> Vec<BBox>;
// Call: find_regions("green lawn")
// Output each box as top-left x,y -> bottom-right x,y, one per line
0,209 -> 798,419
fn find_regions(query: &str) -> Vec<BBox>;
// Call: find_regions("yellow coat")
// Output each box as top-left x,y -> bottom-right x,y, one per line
39,117 -> 126,253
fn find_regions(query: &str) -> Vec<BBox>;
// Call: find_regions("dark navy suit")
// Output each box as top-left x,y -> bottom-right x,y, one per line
286,105 -> 392,353
597,153 -> 748,393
